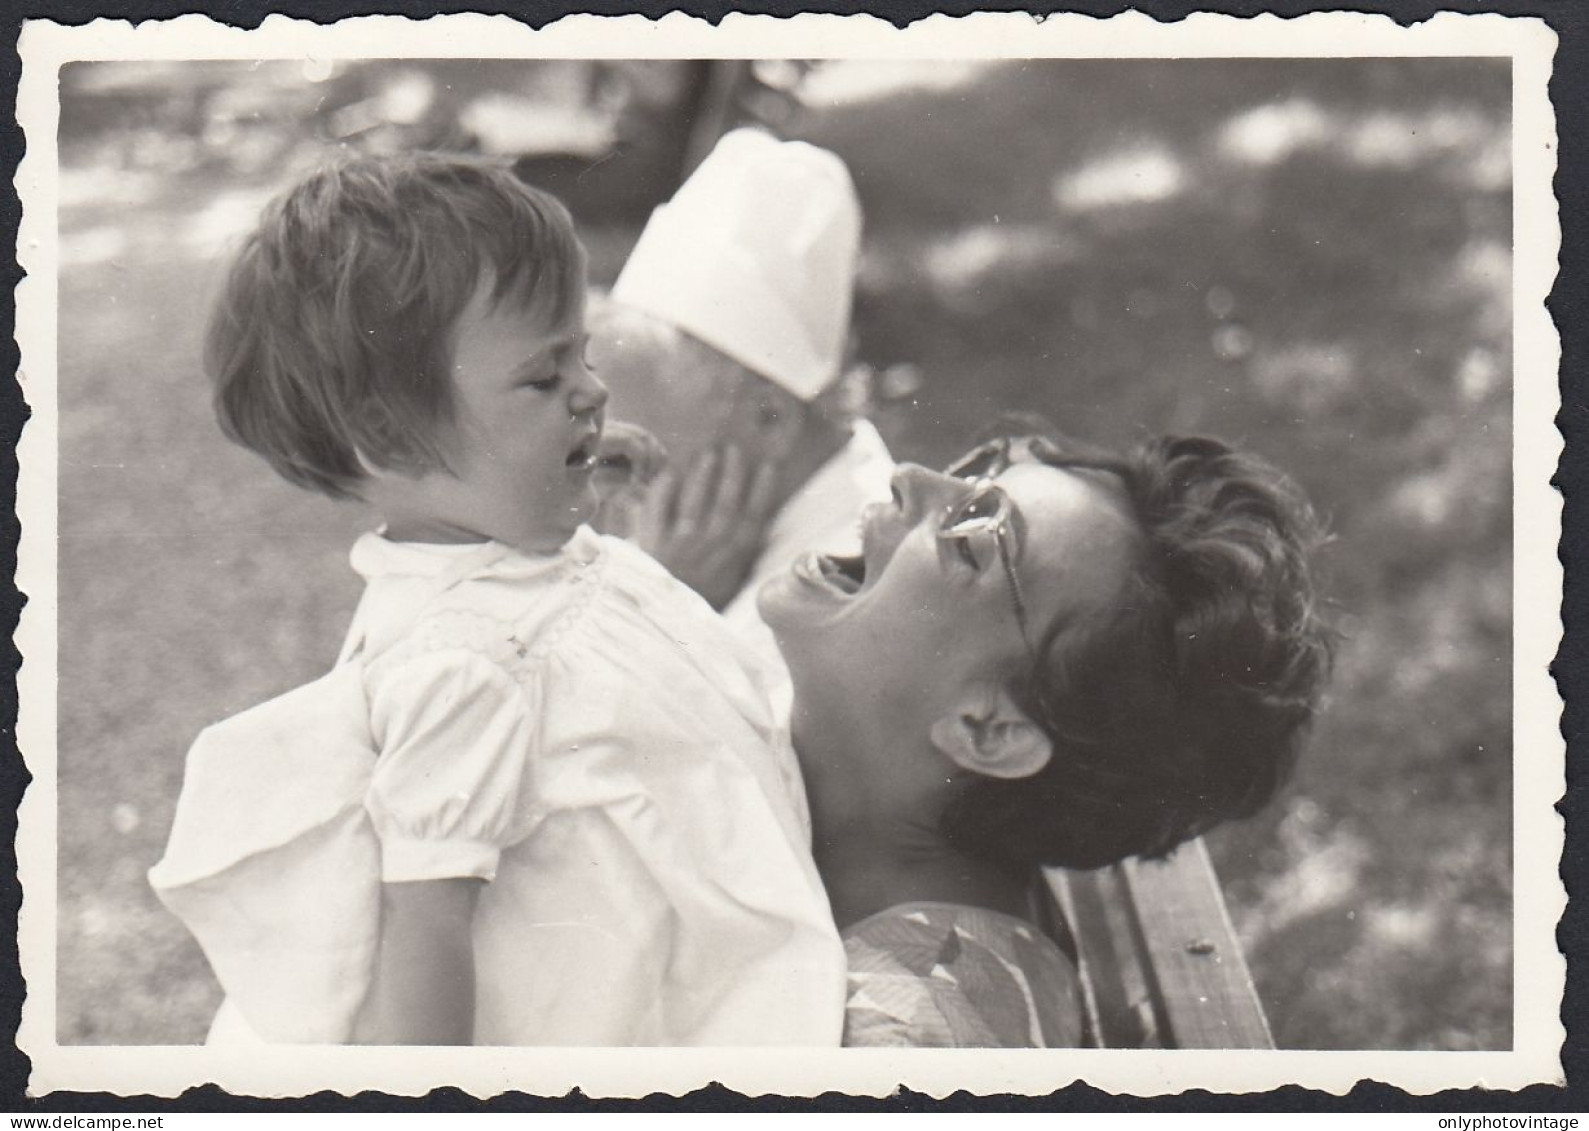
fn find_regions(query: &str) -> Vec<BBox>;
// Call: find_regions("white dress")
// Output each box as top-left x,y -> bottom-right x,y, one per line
151,526 -> 845,1046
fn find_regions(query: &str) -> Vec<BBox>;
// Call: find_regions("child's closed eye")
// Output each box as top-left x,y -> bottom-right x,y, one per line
522,340 -> 592,391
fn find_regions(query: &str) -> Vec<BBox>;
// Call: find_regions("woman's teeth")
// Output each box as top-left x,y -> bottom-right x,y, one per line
818,553 -> 865,594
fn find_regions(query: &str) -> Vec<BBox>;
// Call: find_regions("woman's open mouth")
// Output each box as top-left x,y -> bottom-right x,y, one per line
795,551 -> 866,596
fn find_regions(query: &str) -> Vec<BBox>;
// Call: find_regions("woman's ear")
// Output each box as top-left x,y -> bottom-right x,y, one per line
929,683 -> 1053,781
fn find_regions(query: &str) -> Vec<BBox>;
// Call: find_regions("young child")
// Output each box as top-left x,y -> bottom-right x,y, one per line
150,154 -> 845,1046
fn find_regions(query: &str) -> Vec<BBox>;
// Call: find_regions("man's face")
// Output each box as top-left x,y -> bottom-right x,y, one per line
588,304 -> 800,470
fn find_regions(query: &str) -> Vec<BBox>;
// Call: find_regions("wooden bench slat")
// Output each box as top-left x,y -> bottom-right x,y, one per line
1035,869 -> 1108,1046
1039,837 -> 1273,1049
1040,865 -> 1159,1048
1118,839 -> 1274,1049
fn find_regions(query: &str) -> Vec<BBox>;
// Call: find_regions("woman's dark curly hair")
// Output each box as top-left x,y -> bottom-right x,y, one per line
940,427 -> 1333,872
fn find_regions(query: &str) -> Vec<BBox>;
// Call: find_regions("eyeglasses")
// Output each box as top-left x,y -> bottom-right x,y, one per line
938,433 -> 1134,732
947,433 -> 1128,484
936,441 -> 1050,717
943,436 -> 1006,482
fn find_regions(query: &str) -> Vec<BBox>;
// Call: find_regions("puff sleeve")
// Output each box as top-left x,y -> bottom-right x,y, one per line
364,650 -> 538,884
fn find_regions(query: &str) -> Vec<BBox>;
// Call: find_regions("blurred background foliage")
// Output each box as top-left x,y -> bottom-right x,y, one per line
55,57 -> 1513,1049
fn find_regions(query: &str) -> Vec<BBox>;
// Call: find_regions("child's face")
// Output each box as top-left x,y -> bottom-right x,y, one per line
378,272 -> 609,552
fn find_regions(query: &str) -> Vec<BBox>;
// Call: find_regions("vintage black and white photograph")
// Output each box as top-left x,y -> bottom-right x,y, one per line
14,12 -> 1563,1097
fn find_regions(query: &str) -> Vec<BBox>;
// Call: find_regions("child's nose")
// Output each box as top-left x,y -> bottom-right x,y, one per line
569,369 -> 609,417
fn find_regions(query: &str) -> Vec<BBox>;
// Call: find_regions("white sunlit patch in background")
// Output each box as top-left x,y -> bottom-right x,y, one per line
1051,144 -> 1186,211
57,162 -> 158,268
919,222 -> 1082,312
1220,97 -> 1335,165
57,166 -> 162,212
1456,346 -> 1504,404
183,185 -> 283,259
1240,798 -> 1372,940
1387,465 -> 1465,531
1343,107 -> 1495,172
462,92 -> 617,157
1249,343 -> 1359,415
326,68 -> 434,137
60,166 -> 284,270
1219,98 -> 1511,190
797,59 -> 998,107
1454,238 -> 1514,336
59,226 -> 129,270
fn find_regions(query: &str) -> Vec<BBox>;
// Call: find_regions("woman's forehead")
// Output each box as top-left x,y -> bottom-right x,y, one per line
997,459 -> 1131,519
995,461 -> 1140,587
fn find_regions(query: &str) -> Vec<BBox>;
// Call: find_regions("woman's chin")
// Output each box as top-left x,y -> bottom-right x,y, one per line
756,570 -> 807,641
760,554 -> 854,629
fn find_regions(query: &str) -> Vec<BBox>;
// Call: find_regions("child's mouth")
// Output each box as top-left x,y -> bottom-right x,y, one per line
565,435 -> 599,473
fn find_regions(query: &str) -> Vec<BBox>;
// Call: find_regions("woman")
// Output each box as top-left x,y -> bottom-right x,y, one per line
758,429 -> 1332,1047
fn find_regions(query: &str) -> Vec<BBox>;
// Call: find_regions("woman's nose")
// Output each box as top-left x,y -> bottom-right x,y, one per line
892,463 -> 966,517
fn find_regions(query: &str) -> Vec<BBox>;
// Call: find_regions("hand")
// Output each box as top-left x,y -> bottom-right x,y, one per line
632,443 -> 779,610
589,421 -> 669,539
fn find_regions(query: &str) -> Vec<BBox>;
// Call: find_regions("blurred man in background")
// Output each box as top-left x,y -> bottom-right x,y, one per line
592,128 -> 894,662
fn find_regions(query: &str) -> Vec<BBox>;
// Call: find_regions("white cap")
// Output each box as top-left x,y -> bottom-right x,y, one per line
612,128 -> 862,401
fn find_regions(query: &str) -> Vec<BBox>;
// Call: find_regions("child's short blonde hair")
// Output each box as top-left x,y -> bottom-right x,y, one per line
205,153 -> 584,498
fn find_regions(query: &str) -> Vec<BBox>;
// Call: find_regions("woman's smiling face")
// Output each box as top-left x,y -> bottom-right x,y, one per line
760,453 -> 1142,785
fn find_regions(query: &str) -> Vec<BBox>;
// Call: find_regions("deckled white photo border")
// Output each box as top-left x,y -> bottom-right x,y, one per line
14,10 -> 1563,1099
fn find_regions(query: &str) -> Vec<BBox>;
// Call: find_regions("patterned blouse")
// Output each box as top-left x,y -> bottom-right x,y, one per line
842,901 -> 1084,1048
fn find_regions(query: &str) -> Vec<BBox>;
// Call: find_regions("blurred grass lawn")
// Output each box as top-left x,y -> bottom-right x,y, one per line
54,59 -> 1514,1048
